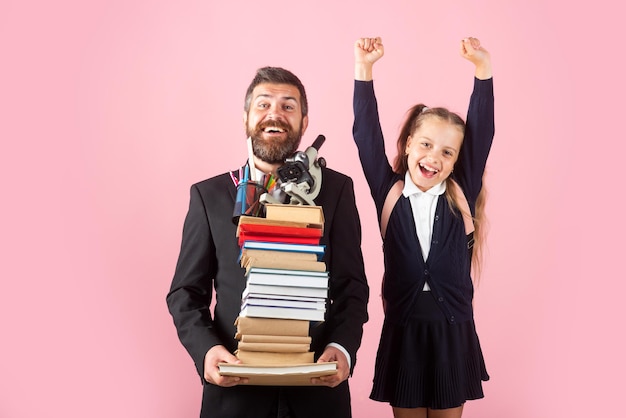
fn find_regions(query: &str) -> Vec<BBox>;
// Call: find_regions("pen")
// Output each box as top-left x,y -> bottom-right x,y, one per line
229,171 -> 238,187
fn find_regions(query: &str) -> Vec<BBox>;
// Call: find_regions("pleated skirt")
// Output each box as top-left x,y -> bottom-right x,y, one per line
370,291 -> 489,409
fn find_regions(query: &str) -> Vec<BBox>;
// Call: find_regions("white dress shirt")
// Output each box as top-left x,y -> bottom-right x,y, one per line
402,172 -> 446,291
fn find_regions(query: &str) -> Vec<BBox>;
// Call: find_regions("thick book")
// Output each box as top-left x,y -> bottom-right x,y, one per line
240,304 -> 326,322
242,256 -> 327,273
239,248 -> 320,265
238,334 -> 312,344
264,204 -> 325,228
235,317 -> 310,337
238,248 -> 321,268
218,362 -> 337,386
234,349 -> 314,365
242,283 -> 329,299
237,341 -> 310,353
241,241 -> 325,258
246,270 -> 329,289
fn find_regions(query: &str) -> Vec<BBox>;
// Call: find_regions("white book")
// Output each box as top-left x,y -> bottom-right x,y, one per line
242,241 -> 325,258
240,304 -> 325,322
242,297 -> 326,311
243,283 -> 328,299
246,271 -> 328,288
243,291 -> 326,303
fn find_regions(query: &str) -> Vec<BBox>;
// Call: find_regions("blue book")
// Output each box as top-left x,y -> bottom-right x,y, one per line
241,241 -> 325,259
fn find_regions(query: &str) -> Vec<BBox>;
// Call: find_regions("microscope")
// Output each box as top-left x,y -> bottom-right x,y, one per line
262,134 -> 326,206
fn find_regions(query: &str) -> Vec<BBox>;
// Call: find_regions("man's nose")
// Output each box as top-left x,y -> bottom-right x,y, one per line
267,103 -> 280,117
266,103 -> 281,119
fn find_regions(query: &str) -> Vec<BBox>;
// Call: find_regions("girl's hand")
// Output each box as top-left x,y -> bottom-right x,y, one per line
355,37 -> 384,65
354,37 -> 384,81
460,37 -> 492,80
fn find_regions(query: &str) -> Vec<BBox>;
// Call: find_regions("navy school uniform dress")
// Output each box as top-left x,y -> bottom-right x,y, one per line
352,78 -> 494,409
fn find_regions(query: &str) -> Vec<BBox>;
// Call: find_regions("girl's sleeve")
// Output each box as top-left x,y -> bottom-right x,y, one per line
352,80 -> 397,218
454,78 -> 495,210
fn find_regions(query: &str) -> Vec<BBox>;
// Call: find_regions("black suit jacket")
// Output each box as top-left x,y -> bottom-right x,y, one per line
166,166 -> 369,418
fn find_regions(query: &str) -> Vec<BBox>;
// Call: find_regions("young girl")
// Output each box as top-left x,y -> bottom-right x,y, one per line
352,37 -> 494,418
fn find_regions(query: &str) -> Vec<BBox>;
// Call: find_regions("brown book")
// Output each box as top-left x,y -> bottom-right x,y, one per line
264,204 -> 324,229
238,334 -> 312,344
237,342 -> 310,353
240,249 -> 319,265
234,316 -> 310,337
243,256 -> 327,273
237,215 -> 312,229
234,350 -> 315,365
219,362 -> 337,386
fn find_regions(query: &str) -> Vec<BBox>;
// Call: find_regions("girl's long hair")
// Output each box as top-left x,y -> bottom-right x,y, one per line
392,104 -> 488,281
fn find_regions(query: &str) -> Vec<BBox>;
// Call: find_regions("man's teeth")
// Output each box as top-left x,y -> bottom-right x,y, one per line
264,127 -> 285,133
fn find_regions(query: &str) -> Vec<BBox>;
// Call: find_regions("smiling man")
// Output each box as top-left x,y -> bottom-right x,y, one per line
166,67 -> 369,418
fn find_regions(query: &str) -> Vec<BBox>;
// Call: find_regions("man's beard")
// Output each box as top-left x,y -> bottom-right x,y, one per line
247,120 -> 303,164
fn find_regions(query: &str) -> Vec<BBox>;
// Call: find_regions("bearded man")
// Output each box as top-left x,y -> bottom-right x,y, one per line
166,67 -> 369,418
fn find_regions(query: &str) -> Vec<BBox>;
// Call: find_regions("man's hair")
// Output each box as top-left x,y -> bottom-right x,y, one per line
244,67 -> 308,117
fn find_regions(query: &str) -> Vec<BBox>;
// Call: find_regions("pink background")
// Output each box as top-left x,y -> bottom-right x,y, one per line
2,1 -> 624,417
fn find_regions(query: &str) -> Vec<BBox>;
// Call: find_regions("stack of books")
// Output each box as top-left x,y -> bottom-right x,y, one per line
219,204 -> 337,385
236,204 -> 327,353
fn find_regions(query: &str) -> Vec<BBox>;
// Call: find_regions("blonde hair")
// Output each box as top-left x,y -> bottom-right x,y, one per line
444,177 -> 488,283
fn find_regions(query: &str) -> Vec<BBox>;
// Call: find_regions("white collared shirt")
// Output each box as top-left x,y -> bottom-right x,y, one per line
402,172 -> 446,291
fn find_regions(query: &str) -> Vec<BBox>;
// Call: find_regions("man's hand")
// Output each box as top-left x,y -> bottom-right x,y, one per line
310,345 -> 350,388
460,37 -> 492,80
354,36 -> 384,81
203,345 -> 249,387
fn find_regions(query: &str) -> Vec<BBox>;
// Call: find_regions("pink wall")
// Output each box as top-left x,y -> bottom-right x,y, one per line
2,1 -> 624,417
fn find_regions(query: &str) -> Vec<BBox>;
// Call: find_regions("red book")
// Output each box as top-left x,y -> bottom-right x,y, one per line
238,233 -> 320,247
238,223 -> 322,247
238,223 -> 323,239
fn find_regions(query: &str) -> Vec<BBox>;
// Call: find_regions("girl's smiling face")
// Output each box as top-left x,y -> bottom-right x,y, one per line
406,117 -> 464,192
